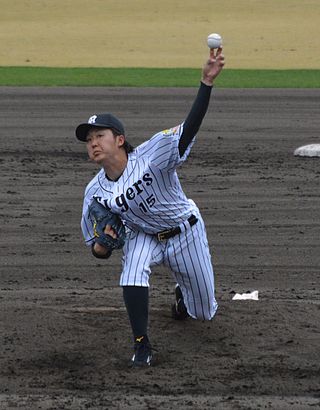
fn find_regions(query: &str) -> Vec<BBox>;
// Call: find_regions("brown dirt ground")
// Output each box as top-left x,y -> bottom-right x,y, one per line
1,0 -> 320,68
0,87 -> 320,409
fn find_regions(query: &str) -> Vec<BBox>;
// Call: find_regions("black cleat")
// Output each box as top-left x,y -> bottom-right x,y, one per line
171,285 -> 189,320
129,335 -> 153,368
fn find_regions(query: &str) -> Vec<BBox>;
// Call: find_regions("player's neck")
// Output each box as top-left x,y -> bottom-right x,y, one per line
103,152 -> 128,181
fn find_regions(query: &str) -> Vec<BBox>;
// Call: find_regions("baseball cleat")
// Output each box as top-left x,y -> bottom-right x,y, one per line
171,285 -> 189,320
129,335 -> 153,368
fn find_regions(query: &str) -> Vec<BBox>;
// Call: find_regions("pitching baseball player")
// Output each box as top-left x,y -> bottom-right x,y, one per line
76,47 -> 225,367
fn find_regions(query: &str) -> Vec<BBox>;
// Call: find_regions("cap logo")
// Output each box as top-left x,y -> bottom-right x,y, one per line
88,115 -> 97,124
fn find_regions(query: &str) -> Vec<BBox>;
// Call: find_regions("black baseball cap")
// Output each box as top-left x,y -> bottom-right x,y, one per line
75,113 -> 125,141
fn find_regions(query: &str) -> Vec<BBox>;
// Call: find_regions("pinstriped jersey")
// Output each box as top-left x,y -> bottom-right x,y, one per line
81,123 -> 197,246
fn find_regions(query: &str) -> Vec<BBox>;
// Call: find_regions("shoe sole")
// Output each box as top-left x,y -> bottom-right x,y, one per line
172,285 -> 189,320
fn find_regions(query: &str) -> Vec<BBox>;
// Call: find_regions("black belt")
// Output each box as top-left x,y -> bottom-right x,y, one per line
157,215 -> 198,241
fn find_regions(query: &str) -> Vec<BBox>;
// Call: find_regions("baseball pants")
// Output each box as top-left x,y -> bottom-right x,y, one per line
120,213 -> 217,321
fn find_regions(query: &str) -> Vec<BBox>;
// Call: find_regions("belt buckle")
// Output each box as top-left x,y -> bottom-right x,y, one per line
157,230 -> 170,241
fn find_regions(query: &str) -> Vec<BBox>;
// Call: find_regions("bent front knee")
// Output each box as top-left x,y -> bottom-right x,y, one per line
189,301 -> 218,321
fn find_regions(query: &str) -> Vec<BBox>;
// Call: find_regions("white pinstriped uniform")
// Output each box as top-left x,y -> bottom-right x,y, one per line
81,123 -> 217,320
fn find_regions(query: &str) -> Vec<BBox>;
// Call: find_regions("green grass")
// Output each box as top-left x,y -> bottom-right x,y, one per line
0,67 -> 319,87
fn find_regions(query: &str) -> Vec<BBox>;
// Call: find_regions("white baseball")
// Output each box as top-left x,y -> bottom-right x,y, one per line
207,33 -> 222,49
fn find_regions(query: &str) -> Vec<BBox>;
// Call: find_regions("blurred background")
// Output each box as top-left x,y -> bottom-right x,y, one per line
0,0 -> 319,69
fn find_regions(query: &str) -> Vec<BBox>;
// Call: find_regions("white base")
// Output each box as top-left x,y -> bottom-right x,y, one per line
294,144 -> 320,157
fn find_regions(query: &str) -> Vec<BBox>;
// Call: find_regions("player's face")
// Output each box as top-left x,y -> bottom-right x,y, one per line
86,128 -> 124,164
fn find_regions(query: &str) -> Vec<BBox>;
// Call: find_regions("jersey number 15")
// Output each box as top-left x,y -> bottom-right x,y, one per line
139,194 -> 156,213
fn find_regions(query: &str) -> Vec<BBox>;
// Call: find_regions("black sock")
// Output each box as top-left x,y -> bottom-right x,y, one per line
122,286 -> 149,340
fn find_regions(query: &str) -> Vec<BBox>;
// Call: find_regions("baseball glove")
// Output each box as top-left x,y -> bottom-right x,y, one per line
88,197 -> 126,250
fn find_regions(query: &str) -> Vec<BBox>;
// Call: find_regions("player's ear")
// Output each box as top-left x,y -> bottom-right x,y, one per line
117,134 -> 125,148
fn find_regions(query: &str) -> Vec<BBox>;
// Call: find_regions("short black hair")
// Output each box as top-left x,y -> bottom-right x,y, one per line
110,128 -> 134,154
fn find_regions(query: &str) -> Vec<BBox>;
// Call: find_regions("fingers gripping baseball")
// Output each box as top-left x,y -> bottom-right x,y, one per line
202,47 -> 225,86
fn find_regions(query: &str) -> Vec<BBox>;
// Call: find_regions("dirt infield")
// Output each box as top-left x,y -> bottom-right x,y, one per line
1,0 -> 320,68
0,87 -> 319,409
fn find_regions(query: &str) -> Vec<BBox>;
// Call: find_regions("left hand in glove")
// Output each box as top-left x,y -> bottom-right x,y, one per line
88,197 -> 126,251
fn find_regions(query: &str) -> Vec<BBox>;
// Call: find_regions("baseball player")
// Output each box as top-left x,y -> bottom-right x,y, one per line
76,47 -> 225,367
